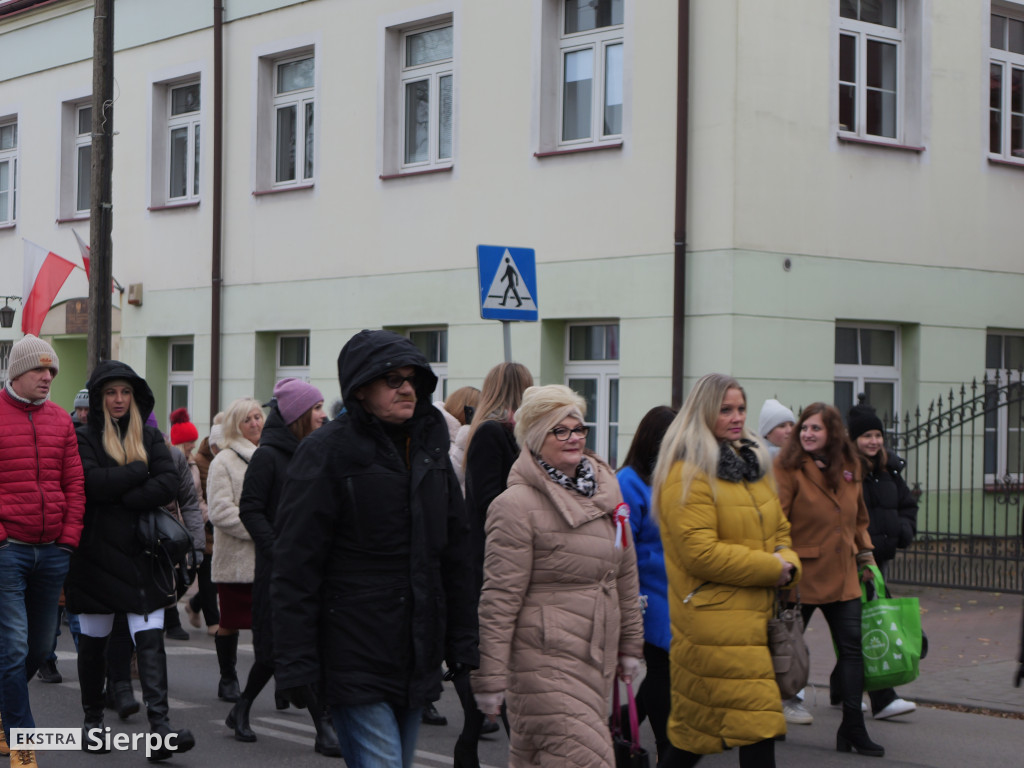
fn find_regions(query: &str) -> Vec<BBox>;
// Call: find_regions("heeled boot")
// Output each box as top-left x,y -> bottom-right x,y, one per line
836,705 -> 885,757
225,697 -> 256,742
77,634 -> 111,754
454,737 -> 482,768
311,707 -> 342,757
134,628 -> 196,762
214,633 -> 240,702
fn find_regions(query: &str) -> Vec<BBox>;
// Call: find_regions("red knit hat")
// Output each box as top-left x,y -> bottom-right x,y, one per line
169,408 -> 199,445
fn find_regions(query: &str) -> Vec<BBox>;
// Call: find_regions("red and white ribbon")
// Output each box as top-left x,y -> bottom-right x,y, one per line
614,503 -> 631,549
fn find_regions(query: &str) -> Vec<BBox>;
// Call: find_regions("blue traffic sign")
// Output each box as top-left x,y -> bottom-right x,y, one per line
477,245 -> 539,322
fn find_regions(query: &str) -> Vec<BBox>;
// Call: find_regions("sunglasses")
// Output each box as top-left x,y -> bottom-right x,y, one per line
382,373 -> 417,390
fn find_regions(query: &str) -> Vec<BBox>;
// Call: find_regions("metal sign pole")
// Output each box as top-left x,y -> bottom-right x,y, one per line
503,321 -> 511,363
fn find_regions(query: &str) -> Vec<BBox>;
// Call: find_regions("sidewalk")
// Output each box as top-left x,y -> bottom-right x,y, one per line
802,583 -> 1024,715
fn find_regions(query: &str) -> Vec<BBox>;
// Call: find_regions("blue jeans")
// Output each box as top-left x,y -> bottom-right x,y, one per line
0,542 -> 70,739
331,701 -> 422,768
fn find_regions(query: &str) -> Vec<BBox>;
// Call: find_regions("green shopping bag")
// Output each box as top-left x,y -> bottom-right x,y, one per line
859,564 -> 923,691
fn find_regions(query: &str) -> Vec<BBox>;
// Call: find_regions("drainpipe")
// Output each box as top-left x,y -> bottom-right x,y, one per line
210,0 -> 224,417
671,0 -> 690,409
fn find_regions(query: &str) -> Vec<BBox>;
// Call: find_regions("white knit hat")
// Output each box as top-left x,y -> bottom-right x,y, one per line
759,398 -> 796,438
208,424 -> 224,449
8,334 -> 59,382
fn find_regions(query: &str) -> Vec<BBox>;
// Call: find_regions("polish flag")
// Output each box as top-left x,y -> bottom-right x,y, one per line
73,229 -> 91,279
22,240 -> 76,336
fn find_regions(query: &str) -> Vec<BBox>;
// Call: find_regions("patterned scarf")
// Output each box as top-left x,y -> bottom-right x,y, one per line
717,439 -> 764,483
536,454 -> 597,497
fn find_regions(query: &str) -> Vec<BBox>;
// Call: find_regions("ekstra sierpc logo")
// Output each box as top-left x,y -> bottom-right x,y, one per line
11,728 -> 183,757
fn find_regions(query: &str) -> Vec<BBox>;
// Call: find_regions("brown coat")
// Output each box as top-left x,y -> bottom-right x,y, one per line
774,455 -> 872,605
473,452 -> 644,767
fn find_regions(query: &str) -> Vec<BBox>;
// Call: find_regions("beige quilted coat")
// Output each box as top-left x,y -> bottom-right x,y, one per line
473,452 -> 644,767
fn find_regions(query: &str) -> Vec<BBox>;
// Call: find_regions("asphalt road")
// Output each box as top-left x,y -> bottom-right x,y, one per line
22,617 -> 1023,767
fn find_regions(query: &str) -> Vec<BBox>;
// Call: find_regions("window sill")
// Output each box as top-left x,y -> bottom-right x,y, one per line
147,201 -> 200,212
0,222 -> 15,231
837,134 -> 925,153
56,214 -> 89,224
534,141 -> 623,159
252,183 -> 315,197
379,166 -> 453,181
988,156 -> 1024,170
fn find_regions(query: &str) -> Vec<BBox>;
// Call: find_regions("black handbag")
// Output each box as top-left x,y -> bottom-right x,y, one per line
611,680 -> 650,768
137,508 -> 196,599
767,591 -> 810,700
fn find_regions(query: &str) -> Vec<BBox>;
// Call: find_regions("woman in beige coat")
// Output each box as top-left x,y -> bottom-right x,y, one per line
473,385 -> 644,767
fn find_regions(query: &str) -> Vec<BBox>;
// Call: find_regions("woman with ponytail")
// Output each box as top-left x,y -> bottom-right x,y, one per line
65,361 -> 196,761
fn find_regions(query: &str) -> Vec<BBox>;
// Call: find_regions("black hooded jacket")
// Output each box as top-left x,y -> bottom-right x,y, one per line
861,451 -> 918,565
65,360 -> 179,615
271,330 -> 479,709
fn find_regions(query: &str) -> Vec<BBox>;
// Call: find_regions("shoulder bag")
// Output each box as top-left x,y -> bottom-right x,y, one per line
768,590 -> 810,700
611,679 -> 650,768
137,507 -> 196,599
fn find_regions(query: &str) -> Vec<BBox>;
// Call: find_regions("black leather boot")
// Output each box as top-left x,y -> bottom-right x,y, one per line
312,707 -> 341,757
111,680 -> 141,720
214,633 -> 240,702
836,705 -> 885,757
78,634 -> 111,754
225,697 -> 256,742
134,628 -> 196,762
454,737 -> 481,768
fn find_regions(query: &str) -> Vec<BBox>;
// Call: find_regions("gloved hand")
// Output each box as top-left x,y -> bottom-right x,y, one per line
193,551 -> 204,568
279,684 -> 318,710
617,655 -> 643,684
443,662 -> 470,681
474,691 -> 505,718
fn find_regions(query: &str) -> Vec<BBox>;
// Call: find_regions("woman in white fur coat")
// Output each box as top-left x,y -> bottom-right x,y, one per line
207,397 -> 264,704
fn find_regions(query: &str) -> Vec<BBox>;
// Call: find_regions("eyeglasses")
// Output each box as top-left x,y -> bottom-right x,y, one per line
382,373 -> 417,389
549,425 -> 589,441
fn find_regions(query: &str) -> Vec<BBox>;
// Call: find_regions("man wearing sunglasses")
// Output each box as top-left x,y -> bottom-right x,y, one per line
272,329 -> 478,768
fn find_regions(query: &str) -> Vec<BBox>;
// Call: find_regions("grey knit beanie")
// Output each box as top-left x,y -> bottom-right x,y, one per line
758,398 -> 796,438
8,334 -> 59,382
73,388 -> 90,409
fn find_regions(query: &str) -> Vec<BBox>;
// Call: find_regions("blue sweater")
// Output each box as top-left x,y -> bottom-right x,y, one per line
616,465 -> 671,652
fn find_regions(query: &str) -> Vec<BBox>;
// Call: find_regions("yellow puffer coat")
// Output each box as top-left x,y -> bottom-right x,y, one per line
658,461 -> 801,755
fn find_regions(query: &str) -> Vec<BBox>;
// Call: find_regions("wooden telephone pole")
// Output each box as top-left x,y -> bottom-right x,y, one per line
87,0 -> 114,375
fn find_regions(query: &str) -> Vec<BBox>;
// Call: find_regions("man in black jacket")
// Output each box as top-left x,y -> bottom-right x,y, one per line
271,330 -> 478,768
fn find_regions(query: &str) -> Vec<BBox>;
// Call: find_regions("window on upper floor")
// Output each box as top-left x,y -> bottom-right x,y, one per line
838,0 -> 902,140
984,332 -> 1024,482
834,323 -> 901,424
255,46 -> 317,191
59,100 -> 92,219
565,322 -> 620,467
990,10 -> 1024,162
409,327 -> 448,401
0,118 -> 17,225
150,76 -> 201,207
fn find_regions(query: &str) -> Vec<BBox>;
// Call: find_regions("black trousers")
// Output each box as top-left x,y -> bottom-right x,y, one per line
635,642 -> 671,761
801,598 -> 864,713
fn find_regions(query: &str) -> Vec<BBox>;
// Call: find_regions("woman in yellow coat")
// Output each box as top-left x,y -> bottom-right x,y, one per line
654,374 -> 800,768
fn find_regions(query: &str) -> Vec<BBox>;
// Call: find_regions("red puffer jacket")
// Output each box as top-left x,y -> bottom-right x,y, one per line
0,388 -> 86,548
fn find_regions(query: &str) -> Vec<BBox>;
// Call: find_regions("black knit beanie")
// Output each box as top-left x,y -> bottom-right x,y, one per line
847,404 -> 884,440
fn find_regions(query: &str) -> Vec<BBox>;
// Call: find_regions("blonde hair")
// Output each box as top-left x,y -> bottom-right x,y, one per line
221,398 -> 264,446
464,362 -> 533,462
100,380 -> 148,466
444,386 -> 481,427
513,385 -> 587,456
652,373 -> 770,521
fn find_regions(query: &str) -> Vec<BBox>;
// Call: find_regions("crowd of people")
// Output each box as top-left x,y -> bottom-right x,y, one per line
0,330 -> 918,768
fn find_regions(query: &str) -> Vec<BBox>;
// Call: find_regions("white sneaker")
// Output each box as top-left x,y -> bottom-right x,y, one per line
874,698 -> 916,720
783,697 -> 814,725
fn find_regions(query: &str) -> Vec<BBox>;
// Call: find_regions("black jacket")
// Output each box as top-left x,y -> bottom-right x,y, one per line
65,361 -> 178,615
861,452 -> 918,565
464,419 -> 519,589
271,330 -> 479,708
239,405 -> 297,665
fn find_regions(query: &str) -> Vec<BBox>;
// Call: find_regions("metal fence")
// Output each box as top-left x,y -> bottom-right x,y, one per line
886,370 -> 1024,593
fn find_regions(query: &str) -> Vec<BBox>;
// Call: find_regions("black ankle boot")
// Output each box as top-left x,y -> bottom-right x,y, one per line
214,633 -> 240,702
78,634 -> 111,754
111,680 -> 140,720
454,737 -> 481,768
134,628 -> 197,762
226,697 -> 256,742
836,705 -> 885,757
312,709 -> 341,757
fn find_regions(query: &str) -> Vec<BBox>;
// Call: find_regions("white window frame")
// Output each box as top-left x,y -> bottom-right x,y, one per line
984,331 -> 1024,483
0,117 -> 17,226
166,80 -> 201,203
834,322 -> 901,423
276,333 -> 311,383
58,96 -> 92,219
564,322 -> 620,466
253,39 -> 319,192
168,338 -> 194,418
989,8 -> 1024,162
148,66 -> 204,208
408,327 -> 448,402
0,340 -> 11,383
74,104 -> 92,214
271,55 -> 315,186
837,0 -> 904,142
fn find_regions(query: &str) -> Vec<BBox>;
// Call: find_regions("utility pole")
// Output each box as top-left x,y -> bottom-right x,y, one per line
88,0 -> 114,375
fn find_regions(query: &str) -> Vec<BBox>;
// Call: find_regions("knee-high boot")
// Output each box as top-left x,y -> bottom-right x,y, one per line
134,628 -> 196,762
214,633 -> 240,702
77,634 -> 111,754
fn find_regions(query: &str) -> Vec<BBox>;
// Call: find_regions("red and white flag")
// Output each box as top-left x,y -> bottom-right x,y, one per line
22,240 -> 76,336
73,228 -> 91,279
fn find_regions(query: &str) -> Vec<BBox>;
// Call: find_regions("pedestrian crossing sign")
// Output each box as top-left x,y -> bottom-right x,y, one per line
477,245 -> 538,322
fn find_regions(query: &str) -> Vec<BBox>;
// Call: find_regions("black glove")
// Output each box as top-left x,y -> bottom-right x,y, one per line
279,684 -> 318,710
443,662 -> 470,681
